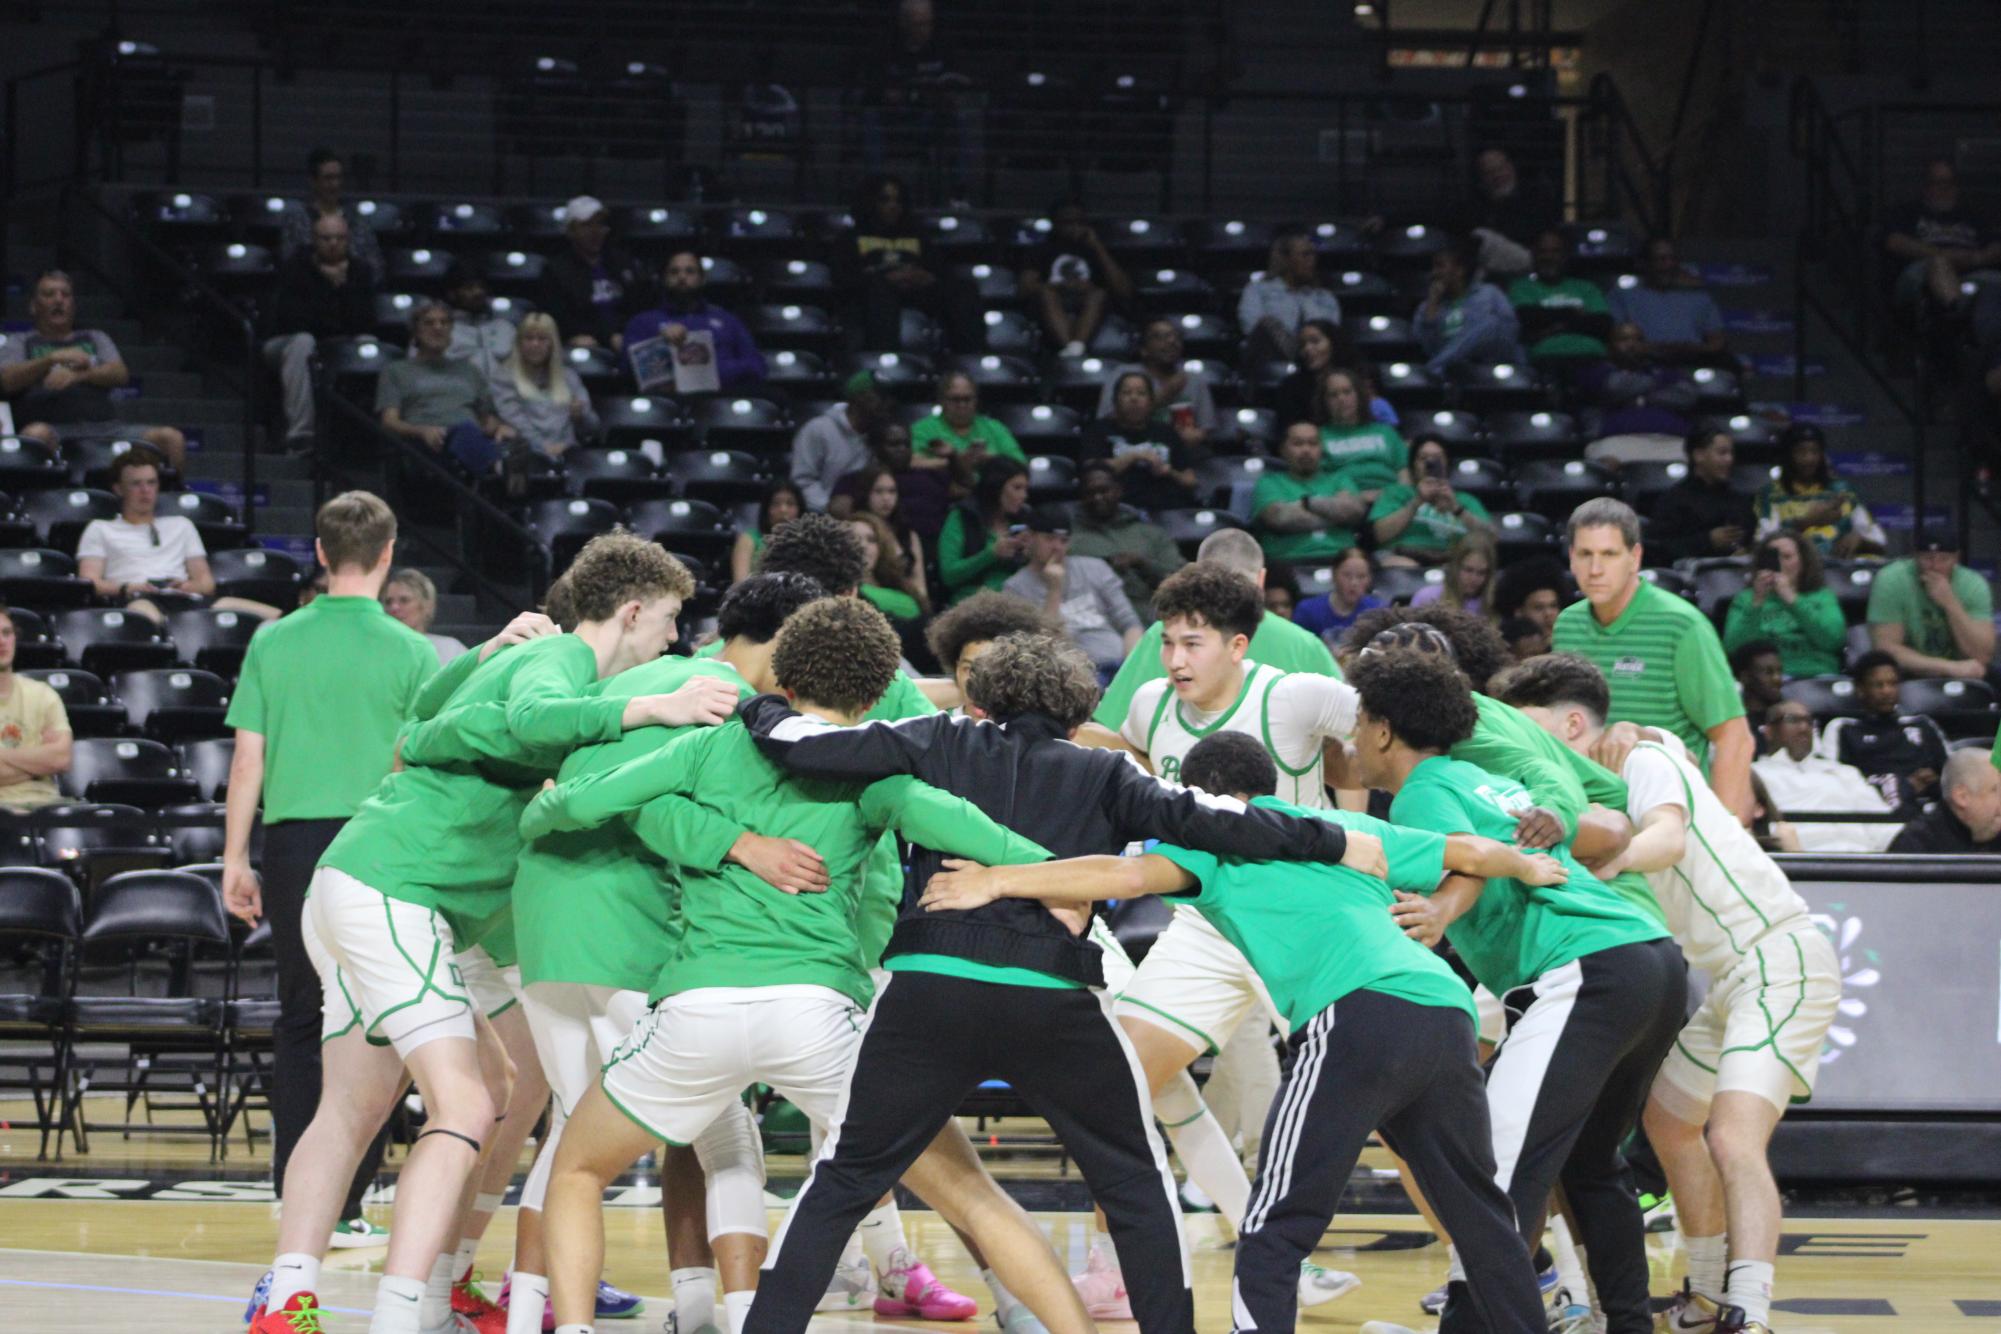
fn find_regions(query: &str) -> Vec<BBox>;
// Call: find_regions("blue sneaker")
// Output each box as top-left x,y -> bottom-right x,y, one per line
244,1269 -> 272,1324
1538,1264 -> 1559,1297
596,1278 -> 646,1320
1423,1267 -> 1556,1316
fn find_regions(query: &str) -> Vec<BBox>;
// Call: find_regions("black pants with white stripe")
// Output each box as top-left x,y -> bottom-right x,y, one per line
743,970 -> 1195,1334
1231,990 -> 1545,1334
1472,937 -> 1686,1334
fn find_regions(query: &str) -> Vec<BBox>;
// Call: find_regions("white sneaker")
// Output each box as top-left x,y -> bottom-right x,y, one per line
1297,1260 -> 1361,1307
815,1255 -> 877,1312
327,1215 -> 388,1248
1179,1179 -> 1215,1210
1070,1244 -> 1133,1320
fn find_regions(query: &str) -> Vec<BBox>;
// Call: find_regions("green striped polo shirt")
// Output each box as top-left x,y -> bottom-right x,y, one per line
1551,579 -> 1743,767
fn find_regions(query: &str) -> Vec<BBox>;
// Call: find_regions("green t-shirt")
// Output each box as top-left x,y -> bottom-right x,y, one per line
1317,422 -> 1408,493
1506,275 -> 1610,360
911,413 -> 1027,463
1094,611 -> 1339,729
937,507 -> 1018,603
1367,485 -> 1493,554
1864,558 -> 1995,661
1152,796 -> 1474,1032
1723,585 -> 1848,679
1552,580 -> 1744,766
224,597 -> 438,823
1390,754 -> 1669,996
1249,468 -> 1359,562
861,582 -> 923,621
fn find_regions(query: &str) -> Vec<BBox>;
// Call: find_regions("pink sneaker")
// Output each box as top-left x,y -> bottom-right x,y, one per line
495,1273 -> 554,1333
1071,1244 -> 1133,1321
873,1248 -> 979,1320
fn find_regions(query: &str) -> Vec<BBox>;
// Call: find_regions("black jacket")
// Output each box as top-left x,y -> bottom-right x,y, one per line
535,243 -> 650,347
264,251 -> 377,341
1887,803 -> 2001,854
1647,476 -> 1756,566
739,696 -> 1349,986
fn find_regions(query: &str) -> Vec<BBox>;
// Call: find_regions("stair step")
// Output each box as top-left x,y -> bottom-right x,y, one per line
254,506 -> 316,536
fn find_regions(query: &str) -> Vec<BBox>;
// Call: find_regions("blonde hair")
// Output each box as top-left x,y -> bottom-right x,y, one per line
1441,530 -> 1499,614
386,566 -> 436,608
848,511 -> 908,589
501,311 -> 573,406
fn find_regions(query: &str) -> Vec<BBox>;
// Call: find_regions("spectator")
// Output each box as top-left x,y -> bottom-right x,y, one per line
1065,461 -> 1185,620
0,605 -> 72,811
1369,431 -> 1495,566
1732,639 -> 1787,721
833,419 -> 954,542
535,196 -> 648,350
381,567 -> 469,665
375,300 -> 517,477
838,173 -> 983,352
836,467 -> 930,609
261,212 -> 377,453
1578,321 -> 1701,464
1095,318 -> 1221,440
1753,422 -> 1887,557
1821,648 -> 1951,812
1262,564 -> 1300,622
1888,748 -> 2001,853
1555,496 -> 1755,820
489,312 -> 599,463
1410,530 -> 1498,615
1412,235 -> 1525,376
1647,426 -> 1756,565
1271,318 -> 1363,427
76,448 -> 279,625
1456,146 -> 1561,277
1493,556 -> 1569,635
1722,530 -> 1848,679
279,147 -> 383,274
1001,505 -> 1142,678
1753,701 -> 1900,852
1865,531 -> 1995,681
923,590 -> 1062,717
858,0 -> 983,205
791,370 -> 892,511
1251,420 -> 1364,565
731,480 -> 805,585
1237,226 -> 1342,363
0,270 -> 187,470
1019,200 -> 1132,356
937,456 -> 1031,603
619,248 -> 766,393
1499,614 -> 1550,663
1509,228 -> 1613,365
1883,157 -> 2001,317
850,511 -> 932,664
1315,366 -> 1410,502
1608,237 -> 1728,366
441,260 -> 515,381
1078,371 -> 1203,514
1292,545 -> 1384,645
911,371 -> 1026,470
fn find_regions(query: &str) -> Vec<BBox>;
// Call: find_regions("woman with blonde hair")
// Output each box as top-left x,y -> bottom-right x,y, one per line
1409,529 -> 1498,617
382,566 -> 469,664
490,311 -> 600,460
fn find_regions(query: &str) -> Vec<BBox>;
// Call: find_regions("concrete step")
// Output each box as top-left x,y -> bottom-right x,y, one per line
132,396 -> 254,426
255,506 -> 316,536
132,371 -> 205,399
121,345 -> 188,374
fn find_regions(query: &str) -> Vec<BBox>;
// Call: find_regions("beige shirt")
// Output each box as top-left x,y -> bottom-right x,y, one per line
0,674 -> 70,809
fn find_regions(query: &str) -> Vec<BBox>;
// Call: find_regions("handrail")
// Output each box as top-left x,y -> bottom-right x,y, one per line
56,183 -> 259,538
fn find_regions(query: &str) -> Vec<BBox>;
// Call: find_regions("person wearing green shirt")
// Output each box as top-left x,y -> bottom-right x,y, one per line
1316,366 -> 1410,497
918,730 -> 1551,1334
1722,532 -> 1848,679
1252,420 -> 1366,563
1507,230 -> 1613,363
1348,648 -> 1683,1334
1369,433 -> 1495,563
911,371 -> 1027,467
1864,535 -> 1998,682
938,456 -> 1032,604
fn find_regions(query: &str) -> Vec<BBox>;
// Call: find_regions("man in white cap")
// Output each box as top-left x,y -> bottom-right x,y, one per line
536,195 -> 649,351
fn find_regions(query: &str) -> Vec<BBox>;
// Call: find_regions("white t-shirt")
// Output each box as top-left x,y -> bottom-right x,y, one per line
1122,659 -> 1356,808
1751,748 -> 1899,853
76,514 -> 207,587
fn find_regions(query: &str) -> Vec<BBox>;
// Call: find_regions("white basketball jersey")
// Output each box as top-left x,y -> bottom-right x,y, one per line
1123,660 -> 1355,809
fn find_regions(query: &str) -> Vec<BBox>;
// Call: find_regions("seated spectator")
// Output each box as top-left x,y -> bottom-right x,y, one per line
1078,371 -> 1203,514
376,301 -> 517,477
1291,545 -> 1384,645
1509,228 -> 1613,365
1238,226 -> 1343,363
1753,422 -> 1887,557
1732,639 -> 1787,721
1499,614 -> 1550,663
839,173 -> 982,352
1821,648 -> 1951,812
535,196 -> 649,350
1608,237 -> 1728,366
1262,563 -> 1300,622
0,605 -> 72,812
1369,431 -> 1495,567
1577,321 -> 1701,464
0,270 -> 186,470
832,420 -> 953,542
924,590 -> 1062,716
489,312 -> 598,463
1753,700 -> 1900,852
442,260 -> 515,381
1412,235 -> 1524,376
1066,462 -> 1186,620
261,211 -> 377,453
937,456 -> 1030,603
1882,157 -> 2001,319
1748,770 -> 1805,852
731,480 -> 805,585
858,0 -> 983,206
1492,556 -> 1569,636
1019,200 -> 1132,357
620,249 -> 766,393
1888,748 -> 2001,853
1723,530 -> 1848,678
1251,421 -> 1364,565
850,511 -> 933,663
1864,531 -> 1995,681
791,371 -> 892,511
1647,426 -> 1756,565
1001,505 -> 1141,678
1315,367 -> 1410,504
1456,146 -> 1561,277
912,371 -> 1026,472
1094,318 -> 1221,441
1272,318 -> 1362,427
77,448 -> 279,625
382,567 -> 469,666
280,147 -> 383,274
834,466 -> 928,605
1410,530 -> 1498,616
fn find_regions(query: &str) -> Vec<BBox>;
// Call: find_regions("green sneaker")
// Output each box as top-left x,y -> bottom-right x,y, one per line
1639,1190 -> 1676,1234
327,1215 -> 389,1249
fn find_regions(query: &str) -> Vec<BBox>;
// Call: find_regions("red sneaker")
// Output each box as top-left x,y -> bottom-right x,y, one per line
454,1272 -> 509,1333
249,1292 -> 331,1333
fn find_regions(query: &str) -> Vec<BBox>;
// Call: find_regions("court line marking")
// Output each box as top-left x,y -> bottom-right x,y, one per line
0,1275 -> 368,1314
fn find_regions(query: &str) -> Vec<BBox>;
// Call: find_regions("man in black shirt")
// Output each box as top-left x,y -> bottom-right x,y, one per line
535,196 -> 649,351
1888,748 -> 2001,852
1019,200 -> 1133,357
1646,426 -> 1755,565
1884,158 -> 2001,314
1821,649 -> 1950,811
263,212 -> 378,451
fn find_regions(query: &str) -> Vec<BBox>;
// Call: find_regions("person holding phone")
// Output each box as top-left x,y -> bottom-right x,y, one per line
1369,432 -> 1496,566
1722,532 -> 1847,679
1079,371 -> 1204,514
938,456 -> 1033,604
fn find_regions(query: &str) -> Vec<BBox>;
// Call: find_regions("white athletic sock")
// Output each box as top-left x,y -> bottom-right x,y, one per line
420,1251 -> 455,1329
722,1290 -> 755,1334
554,1326 -> 594,1334
673,1267 -> 719,1332
857,1203 -> 910,1274
371,1273 -> 428,1334
507,1272 -> 551,1334
1445,1244 -> 1466,1285
453,1237 -> 481,1283
1548,1213 -> 1589,1303
1155,1070 -> 1251,1229
267,1252 -> 321,1311
1683,1233 -> 1728,1300
982,1268 -> 1024,1321
1723,1259 -> 1773,1325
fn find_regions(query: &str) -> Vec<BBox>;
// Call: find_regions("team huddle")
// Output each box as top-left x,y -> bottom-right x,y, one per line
231,497 -> 1840,1334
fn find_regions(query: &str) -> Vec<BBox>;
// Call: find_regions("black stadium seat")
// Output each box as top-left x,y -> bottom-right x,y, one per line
668,450 -> 768,505
52,609 -> 176,676
165,609 -> 261,676
1492,511 -> 1557,562
626,498 -> 735,564
0,865 -> 82,1157
598,395 -> 693,451
947,354 -> 1041,404
688,397 -> 793,455
1155,507 -> 1245,557
22,669 -> 125,739
0,434 -> 69,490
177,737 -> 235,803
208,548 -> 303,606
20,488 -> 119,553
0,548 -> 94,609
62,740 -> 200,808
1513,459 -> 1616,524
564,448 -> 673,504
160,491 -> 248,549
1783,675 -> 1859,720
1026,455 -> 1078,503
993,403 -> 1084,455
4,608 -> 64,670
113,669 -> 232,741
521,498 -> 621,569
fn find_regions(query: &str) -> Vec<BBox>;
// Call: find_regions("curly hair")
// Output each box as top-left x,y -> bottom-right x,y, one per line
716,571 -> 826,645
1492,556 -> 1569,621
1348,650 -> 1479,753
755,511 -> 867,595
1182,732 -> 1279,800
771,597 -> 903,716
1151,563 -> 1263,642
1340,603 -> 1509,694
924,591 -> 1061,674
542,573 -> 576,631
1491,652 -> 1611,724
564,531 -> 694,623
964,632 -> 1101,729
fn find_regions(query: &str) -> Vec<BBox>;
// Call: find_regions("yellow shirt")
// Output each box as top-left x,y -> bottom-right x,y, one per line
0,675 -> 71,809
